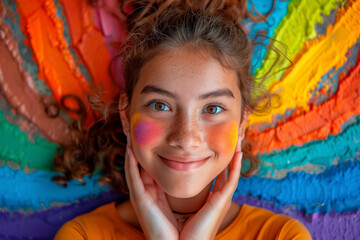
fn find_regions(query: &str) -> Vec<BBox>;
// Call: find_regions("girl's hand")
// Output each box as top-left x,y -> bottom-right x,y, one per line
179,151 -> 243,240
125,143 -> 179,240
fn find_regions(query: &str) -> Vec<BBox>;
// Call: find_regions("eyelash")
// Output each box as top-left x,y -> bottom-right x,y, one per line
203,103 -> 227,115
146,99 -> 171,112
146,100 -> 227,115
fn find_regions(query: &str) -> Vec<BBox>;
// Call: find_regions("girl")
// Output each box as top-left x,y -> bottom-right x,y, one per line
55,1 -> 312,239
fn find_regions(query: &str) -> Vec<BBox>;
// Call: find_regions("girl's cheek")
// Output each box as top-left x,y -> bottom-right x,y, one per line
205,121 -> 239,155
131,113 -> 163,146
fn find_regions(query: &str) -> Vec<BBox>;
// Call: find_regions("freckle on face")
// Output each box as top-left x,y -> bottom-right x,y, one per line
131,113 -> 163,146
206,121 -> 238,155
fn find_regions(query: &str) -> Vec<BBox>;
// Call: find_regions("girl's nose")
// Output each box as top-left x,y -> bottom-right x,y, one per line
167,112 -> 202,151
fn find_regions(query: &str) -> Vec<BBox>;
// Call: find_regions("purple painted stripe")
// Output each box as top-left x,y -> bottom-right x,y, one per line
0,191 -> 125,240
233,195 -> 360,240
1,192 -> 359,240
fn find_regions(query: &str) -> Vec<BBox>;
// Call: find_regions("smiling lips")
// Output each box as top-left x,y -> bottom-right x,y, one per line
159,155 -> 209,171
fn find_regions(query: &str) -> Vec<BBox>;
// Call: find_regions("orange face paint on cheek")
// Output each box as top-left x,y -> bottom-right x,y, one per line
131,113 -> 163,146
206,121 -> 239,154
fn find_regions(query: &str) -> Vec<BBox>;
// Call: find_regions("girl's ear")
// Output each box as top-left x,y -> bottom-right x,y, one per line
119,93 -> 130,136
236,108 -> 250,151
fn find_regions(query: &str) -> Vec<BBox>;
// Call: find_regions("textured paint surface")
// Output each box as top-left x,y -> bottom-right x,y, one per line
254,0 -> 346,89
233,195 -> 360,240
257,119 -> 360,176
2,0 -> 53,95
0,4 -> 71,144
0,166 -> 107,210
0,0 -> 359,239
16,0 -> 91,120
14,0 -> 119,126
246,0 -> 290,72
131,113 -> 163,146
248,0 -> 359,126
0,191 -> 124,239
236,157 -> 360,214
0,112 -> 58,171
247,43 -> 360,153
59,0 -> 122,97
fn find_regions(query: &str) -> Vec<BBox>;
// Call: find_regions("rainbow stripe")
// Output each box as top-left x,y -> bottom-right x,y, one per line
0,0 -> 359,239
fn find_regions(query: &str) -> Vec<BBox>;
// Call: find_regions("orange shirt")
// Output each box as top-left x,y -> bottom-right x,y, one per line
55,202 -> 312,240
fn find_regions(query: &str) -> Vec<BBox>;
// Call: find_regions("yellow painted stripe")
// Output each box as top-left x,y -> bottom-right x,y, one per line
248,0 -> 360,126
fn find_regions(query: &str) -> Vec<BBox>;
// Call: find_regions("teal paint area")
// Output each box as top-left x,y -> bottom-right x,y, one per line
255,116 -> 360,177
0,111 -> 58,171
0,166 -> 108,210
236,156 -> 360,214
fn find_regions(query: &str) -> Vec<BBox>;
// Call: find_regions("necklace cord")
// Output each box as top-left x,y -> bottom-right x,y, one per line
172,210 -> 198,215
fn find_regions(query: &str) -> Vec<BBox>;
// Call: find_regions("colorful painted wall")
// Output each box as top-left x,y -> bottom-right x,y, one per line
0,0 -> 359,239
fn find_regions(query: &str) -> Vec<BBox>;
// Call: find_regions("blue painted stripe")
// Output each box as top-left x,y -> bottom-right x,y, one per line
0,166 -> 108,210
244,0 -> 291,72
236,157 -> 360,214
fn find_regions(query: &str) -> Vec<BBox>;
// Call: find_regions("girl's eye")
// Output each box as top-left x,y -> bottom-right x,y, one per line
148,101 -> 170,111
203,105 -> 224,115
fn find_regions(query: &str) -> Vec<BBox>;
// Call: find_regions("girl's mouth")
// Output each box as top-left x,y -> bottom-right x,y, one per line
158,155 -> 209,171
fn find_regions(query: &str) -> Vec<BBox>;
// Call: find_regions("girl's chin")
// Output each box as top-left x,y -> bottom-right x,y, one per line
162,182 -> 212,199
165,190 -> 201,199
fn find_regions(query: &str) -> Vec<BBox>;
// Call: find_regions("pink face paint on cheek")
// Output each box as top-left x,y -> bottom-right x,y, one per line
131,113 -> 163,146
206,121 -> 239,154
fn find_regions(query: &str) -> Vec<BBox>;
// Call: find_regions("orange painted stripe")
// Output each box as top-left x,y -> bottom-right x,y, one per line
16,0 -> 120,127
60,0 -> 119,103
17,0 -> 94,125
246,52 -> 360,154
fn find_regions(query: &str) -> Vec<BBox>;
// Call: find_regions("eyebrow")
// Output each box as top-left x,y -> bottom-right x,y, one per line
141,85 -> 175,98
199,88 -> 235,100
140,85 -> 235,99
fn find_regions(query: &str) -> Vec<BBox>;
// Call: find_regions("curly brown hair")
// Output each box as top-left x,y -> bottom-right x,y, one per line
53,0 -> 274,192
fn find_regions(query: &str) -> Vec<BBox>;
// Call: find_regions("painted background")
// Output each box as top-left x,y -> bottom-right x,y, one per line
0,0 -> 359,239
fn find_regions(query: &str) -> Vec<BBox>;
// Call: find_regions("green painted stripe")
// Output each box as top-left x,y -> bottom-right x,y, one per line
0,110 -> 58,171
255,0 -> 345,89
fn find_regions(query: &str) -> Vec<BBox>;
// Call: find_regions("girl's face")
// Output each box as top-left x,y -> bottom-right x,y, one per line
121,47 -> 246,198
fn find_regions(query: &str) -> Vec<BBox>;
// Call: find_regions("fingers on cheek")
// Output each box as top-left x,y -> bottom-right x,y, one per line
127,148 -> 136,167
237,152 -> 243,169
234,152 -> 242,170
230,154 -> 242,182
